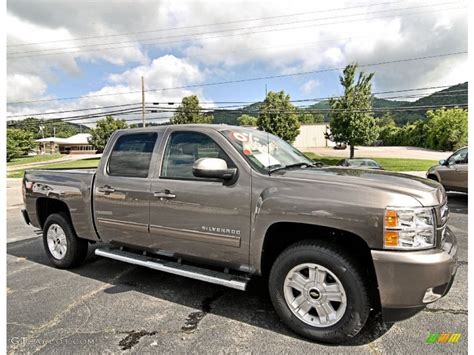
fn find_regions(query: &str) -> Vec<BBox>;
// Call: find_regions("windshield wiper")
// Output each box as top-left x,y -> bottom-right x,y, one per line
268,162 -> 315,174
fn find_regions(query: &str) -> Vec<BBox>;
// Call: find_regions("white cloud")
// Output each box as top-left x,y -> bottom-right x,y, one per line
7,74 -> 48,102
6,0 -> 468,121
108,55 -> 203,89
300,79 -> 320,94
7,55 -> 211,126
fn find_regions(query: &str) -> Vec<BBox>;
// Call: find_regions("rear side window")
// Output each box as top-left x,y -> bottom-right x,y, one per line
108,132 -> 158,178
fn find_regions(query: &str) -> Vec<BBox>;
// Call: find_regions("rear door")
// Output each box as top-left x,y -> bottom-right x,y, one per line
93,131 -> 160,246
148,127 -> 252,268
438,148 -> 468,191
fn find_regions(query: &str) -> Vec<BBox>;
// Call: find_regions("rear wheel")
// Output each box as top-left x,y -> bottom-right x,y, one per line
43,213 -> 88,269
269,240 -> 370,343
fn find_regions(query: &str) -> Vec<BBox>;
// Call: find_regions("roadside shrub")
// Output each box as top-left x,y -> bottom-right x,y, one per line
377,108 -> 467,151
425,108 -> 468,151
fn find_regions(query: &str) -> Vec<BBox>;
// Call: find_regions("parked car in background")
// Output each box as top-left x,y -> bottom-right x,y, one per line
336,158 -> 384,170
427,147 -> 468,193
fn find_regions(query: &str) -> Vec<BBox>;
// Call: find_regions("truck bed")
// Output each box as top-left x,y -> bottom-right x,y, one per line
23,168 -> 98,241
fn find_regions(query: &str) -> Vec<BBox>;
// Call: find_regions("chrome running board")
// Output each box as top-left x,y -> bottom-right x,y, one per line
95,248 -> 249,291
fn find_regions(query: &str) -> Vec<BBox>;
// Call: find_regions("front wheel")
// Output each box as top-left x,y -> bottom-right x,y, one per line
43,213 -> 88,269
268,241 -> 370,343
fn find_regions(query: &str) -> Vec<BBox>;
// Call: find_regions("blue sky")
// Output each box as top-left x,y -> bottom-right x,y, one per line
6,0 -> 468,124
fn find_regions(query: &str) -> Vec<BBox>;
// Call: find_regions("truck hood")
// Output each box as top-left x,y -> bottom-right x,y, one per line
273,167 -> 445,206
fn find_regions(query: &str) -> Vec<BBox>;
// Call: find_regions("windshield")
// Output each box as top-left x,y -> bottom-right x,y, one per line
348,159 -> 379,167
221,128 -> 314,174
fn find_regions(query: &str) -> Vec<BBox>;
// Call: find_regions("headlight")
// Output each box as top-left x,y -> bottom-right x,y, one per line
384,207 -> 436,250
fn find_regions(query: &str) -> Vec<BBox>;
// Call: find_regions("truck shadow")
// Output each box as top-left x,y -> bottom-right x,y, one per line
8,236 -> 392,347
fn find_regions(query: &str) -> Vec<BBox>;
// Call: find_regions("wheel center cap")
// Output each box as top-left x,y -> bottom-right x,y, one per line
308,288 -> 321,300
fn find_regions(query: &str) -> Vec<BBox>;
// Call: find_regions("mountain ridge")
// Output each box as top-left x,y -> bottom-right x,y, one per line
213,82 -> 468,125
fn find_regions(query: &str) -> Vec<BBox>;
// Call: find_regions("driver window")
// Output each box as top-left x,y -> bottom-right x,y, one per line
161,131 -> 235,179
447,148 -> 468,165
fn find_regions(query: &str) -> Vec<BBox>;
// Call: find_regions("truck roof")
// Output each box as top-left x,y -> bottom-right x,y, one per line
116,124 -> 249,133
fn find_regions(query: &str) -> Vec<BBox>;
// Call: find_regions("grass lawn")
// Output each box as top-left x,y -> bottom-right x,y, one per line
303,152 -> 438,172
7,157 -> 100,178
7,154 -> 62,166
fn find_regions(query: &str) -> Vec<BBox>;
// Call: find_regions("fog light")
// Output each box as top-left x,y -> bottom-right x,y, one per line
423,287 -> 442,303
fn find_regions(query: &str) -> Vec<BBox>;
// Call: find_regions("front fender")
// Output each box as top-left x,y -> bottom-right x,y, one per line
249,176 -> 421,273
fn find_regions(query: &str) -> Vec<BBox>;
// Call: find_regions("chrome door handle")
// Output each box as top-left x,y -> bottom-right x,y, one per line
153,190 -> 176,199
97,185 -> 115,193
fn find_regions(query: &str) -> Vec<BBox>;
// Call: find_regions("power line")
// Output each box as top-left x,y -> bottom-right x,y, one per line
10,2 -> 454,54
8,101 -> 468,128
8,2 -> 464,58
6,102 -> 142,118
7,109 -> 162,126
7,52 -> 467,106
6,84 -> 468,119
6,1 -> 402,48
23,102 -> 470,125
375,92 -> 468,100
7,86 -> 467,119
147,85 -> 467,105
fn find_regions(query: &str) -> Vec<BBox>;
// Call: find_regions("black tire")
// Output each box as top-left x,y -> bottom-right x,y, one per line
42,213 -> 88,269
268,240 -> 370,343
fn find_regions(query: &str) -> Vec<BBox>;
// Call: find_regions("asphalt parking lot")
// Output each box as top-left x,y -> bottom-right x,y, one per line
7,179 -> 468,354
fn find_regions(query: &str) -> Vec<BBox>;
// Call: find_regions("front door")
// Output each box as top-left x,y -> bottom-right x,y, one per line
149,129 -> 252,268
93,131 -> 159,246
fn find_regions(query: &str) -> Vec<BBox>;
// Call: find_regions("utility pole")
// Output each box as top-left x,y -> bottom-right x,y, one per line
53,127 -> 56,137
39,125 -> 46,154
141,76 -> 145,128
265,84 -> 268,97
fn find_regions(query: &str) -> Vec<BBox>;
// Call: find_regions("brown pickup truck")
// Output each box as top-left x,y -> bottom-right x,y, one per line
21,124 -> 457,343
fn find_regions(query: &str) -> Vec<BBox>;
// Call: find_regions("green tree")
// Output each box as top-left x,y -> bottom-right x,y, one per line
170,95 -> 213,124
88,116 -> 128,152
376,112 -> 396,127
328,64 -> 379,158
258,91 -> 300,143
238,114 -> 258,126
426,108 -> 468,151
378,124 -> 400,146
298,111 -> 324,124
7,138 -> 20,162
7,128 -> 35,161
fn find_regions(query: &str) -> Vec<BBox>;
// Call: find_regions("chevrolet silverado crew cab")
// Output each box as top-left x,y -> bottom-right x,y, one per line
21,124 -> 457,343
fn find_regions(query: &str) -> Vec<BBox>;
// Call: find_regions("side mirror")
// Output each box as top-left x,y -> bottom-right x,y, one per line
439,159 -> 447,166
192,158 -> 237,180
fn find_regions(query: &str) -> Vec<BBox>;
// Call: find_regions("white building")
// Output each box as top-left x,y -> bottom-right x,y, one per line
293,123 -> 335,149
36,133 -> 96,154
